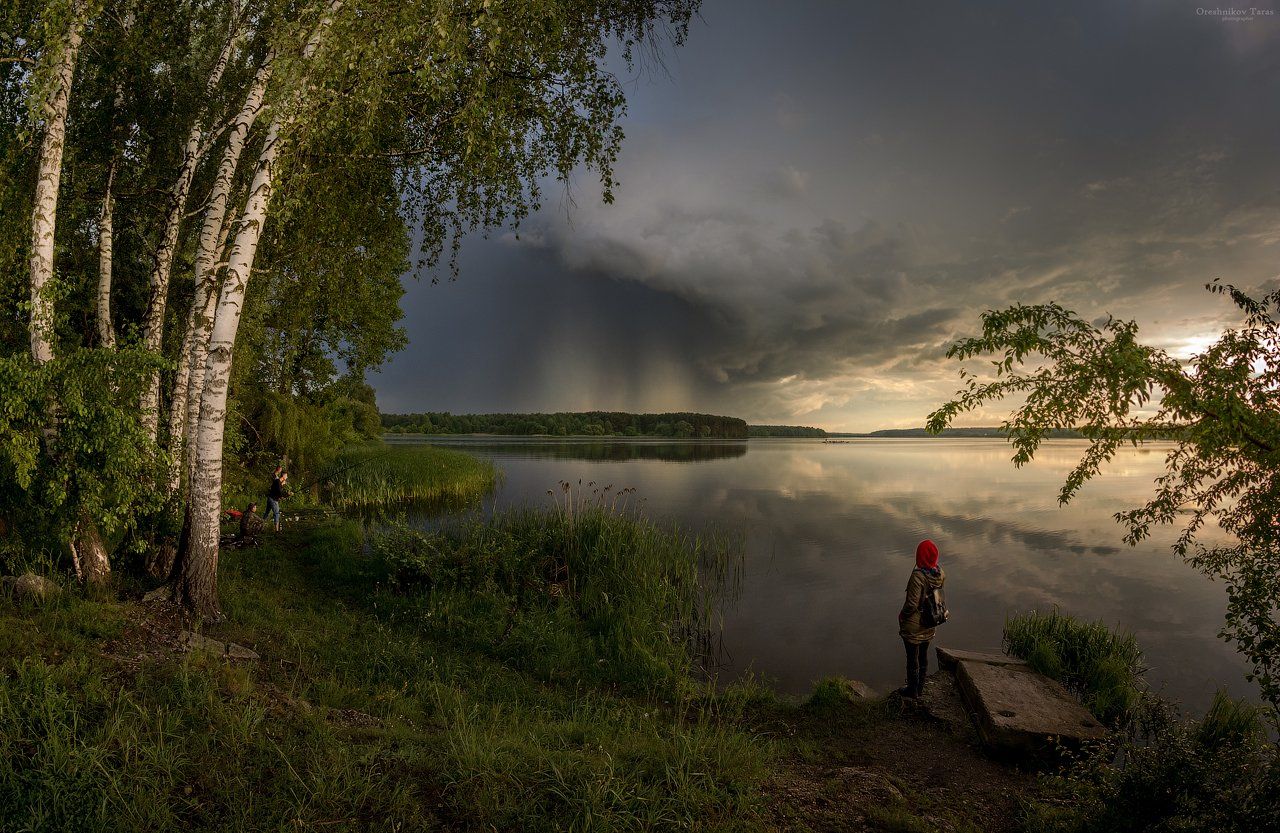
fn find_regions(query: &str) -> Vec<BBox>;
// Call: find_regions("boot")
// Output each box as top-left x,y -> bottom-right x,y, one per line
897,667 -> 919,699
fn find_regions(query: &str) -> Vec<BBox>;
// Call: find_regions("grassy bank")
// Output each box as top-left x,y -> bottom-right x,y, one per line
0,503 -> 1053,832
0,516 -> 770,831
1003,609 -> 1146,725
318,442 -> 499,509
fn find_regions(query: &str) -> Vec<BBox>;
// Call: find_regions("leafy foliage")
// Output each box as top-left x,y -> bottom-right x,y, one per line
931,282 -> 1280,710
1025,691 -> 1278,833
0,348 -> 165,568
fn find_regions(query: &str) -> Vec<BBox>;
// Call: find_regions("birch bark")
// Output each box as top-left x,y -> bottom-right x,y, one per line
30,4 -> 111,585
139,29 -> 238,441
165,57 -> 273,496
96,162 -> 116,348
178,2 -> 341,617
29,2 -> 84,366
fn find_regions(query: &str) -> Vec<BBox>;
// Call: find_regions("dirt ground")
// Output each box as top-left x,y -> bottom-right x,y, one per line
759,674 -> 1040,833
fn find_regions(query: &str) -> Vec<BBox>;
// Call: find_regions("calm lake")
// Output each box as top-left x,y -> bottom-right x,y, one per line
390,436 -> 1250,711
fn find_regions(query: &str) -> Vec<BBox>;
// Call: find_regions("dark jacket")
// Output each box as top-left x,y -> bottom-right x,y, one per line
899,567 -> 946,644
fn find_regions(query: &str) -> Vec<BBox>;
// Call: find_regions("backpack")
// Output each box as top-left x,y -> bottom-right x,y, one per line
919,583 -> 949,628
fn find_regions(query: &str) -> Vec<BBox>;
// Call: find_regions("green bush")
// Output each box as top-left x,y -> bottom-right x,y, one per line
1003,609 -> 1145,724
1024,691 -> 1278,833
371,504 -> 738,692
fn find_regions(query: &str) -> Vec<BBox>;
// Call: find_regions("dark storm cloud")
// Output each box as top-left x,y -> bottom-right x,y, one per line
376,0 -> 1280,429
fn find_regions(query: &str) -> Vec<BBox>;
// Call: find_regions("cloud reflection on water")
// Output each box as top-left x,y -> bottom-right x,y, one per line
416,437 -> 1250,711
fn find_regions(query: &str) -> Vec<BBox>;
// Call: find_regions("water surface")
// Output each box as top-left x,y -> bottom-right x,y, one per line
391,436 -> 1249,710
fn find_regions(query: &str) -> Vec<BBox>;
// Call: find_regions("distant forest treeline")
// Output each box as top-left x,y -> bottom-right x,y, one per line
381,411 -> 750,438
748,425 -> 828,437
841,427 -> 1087,439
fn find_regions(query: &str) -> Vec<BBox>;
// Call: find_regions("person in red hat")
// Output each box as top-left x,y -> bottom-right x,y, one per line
897,539 -> 946,698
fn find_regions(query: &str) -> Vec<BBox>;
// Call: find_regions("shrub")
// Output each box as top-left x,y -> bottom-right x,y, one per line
1024,691 -> 1279,833
1003,609 -> 1145,724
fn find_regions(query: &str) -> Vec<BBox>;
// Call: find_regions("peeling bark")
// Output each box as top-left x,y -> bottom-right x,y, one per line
139,28 -> 239,441
166,56 -> 273,496
29,2 -> 85,365
96,161 -> 116,348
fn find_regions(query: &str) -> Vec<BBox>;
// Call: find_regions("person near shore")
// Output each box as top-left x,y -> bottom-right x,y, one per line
240,502 -> 264,543
264,466 -> 288,531
897,539 -> 946,699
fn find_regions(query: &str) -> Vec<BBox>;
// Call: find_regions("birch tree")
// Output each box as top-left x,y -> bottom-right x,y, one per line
173,0 -> 699,617
20,0 -> 122,586
137,11 -> 243,442
28,0 -> 84,367
167,55 -> 273,496
177,1 -> 342,616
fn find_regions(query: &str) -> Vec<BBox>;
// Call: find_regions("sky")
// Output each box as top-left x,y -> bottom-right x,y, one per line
373,0 -> 1280,432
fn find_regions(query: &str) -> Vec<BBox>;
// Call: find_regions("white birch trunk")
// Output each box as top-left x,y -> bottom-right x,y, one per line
139,30 -> 238,442
96,162 -> 116,348
29,4 -> 110,586
166,56 -> 273,496
29,3 -> 84,366
179,3 -> 341,617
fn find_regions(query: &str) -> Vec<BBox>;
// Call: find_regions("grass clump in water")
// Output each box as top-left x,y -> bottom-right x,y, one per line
1003,608 -> 1145,724
320,442 -> 498,509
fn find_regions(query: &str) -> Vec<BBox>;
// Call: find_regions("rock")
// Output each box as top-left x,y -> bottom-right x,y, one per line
840,679 -> 877,699
952,654 -> 1107,754
915,670 -> 973,734
935,646 -> 1029,671
2,573 -> 62,604
142,586 -> 173,604
176,630 -> 260,661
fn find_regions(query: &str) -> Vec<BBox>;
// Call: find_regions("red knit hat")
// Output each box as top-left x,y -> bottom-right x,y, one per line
915,539 -> 939,570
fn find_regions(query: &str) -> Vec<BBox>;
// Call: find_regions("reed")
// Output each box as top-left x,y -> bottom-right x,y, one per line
0,519 -> 771,831
372,493 -> 741,693
1003,608 -> 1146,724
319,442 -> 498,509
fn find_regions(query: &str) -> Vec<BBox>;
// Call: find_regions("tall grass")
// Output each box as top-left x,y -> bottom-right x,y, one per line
0,521 -> 769,831
372,494 -> 740,693
319,442 -> 498,509
1003,609 -> 1146,724
1010,611 -> 1279,832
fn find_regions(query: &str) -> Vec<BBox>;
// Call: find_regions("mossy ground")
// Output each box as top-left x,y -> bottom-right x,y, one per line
0,520 -> 1037,831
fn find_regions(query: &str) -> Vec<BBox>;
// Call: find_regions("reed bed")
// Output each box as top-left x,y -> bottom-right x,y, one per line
1003,608 -> 1146,724
372,489 -> 741,693
320,442 -> 498,509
